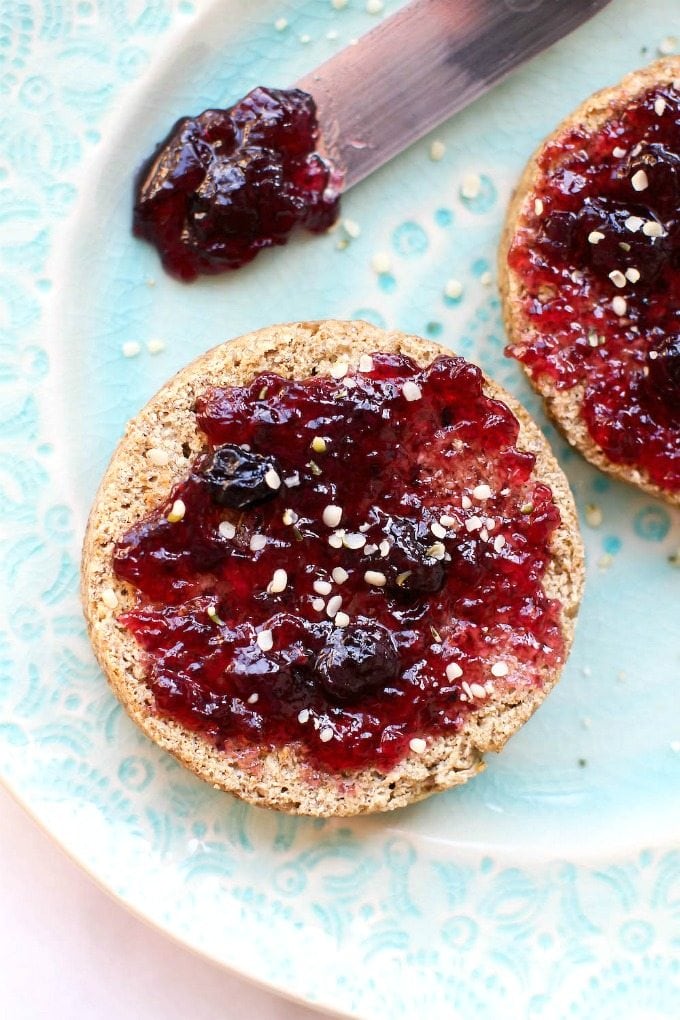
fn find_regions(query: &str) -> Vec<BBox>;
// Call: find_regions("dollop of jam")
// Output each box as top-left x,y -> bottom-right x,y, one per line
113,354 -> 564,772
506,83 -> 680,492
133,87 -> 340,281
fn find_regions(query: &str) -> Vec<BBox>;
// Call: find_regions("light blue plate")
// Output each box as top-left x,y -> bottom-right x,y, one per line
1,1 -> 679,1016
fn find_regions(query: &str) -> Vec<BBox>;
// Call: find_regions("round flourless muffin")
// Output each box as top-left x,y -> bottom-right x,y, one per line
500,58 -> 680,506
82,320 -> 584,816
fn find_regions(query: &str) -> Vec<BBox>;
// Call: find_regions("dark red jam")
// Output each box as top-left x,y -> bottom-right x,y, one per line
113,354 -> 564,773
132,87 -> 340,281
507,82 -> 680,492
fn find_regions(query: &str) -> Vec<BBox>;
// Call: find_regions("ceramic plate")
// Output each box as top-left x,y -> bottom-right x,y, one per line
1,1 -> 679,1016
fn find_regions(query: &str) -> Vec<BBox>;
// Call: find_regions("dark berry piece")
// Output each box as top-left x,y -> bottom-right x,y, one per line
198,444 -> 281,509
313,622 -> 400,702
643,333 -> 680,421
576,197 -> 670,284
384,516 -> 446,596
624,142 -> 680,216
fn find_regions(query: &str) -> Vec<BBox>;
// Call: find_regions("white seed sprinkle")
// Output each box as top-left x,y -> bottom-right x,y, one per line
312,598 -> 325,612
319,726 -> 334,742
342,217 -> 361,238
430,521 -> 447,539
465,515 -> 483,532
480,271 -> 492,286
298,708 -> 310,724
101,587 -> 119,610
146,447 -> 169,467
299,33 -> 311,44
282,508 -> 299,526
267,568 -> 288,594
461,495 -> 472,510
446,662 -> 463,681
248,693 -> 259,704
311,436 -> 328,454
429,139 -> 446,161
358,353 -> 374,373
491,661 -> 509,677
612,146 -> 627,158
314,580 -> 332,596
332,566 -> 349,584
364,543 -> 378,555
472,483 -> 492,501
366,0 -> 384,13
612,296 -> 627,316
219,520 -> 236,540
122,340 -> 141,358
608,269 -> 627,288
257,630 -> 273,652
166,499 -> 186,523
371,252 -> 392,274
250,534 -> 266,551
335,611 -> 350,628
274,16 -> 288,30
642,220 -> 665,238
147,338 -> 165,354
479,527 -> 489,542
326,594 -> 343,618
358,523 -> 370,532
402,380 -> 422,402
485,518 -> 496,530
460,172 -> 481,199
343,532 -> 366,550
379,540 -> 391,557
588,230 -> 605,244
328,532 -> 344,549
493,535 -> 506,553
444,278 -> 463,300
322,504 -> 343,528
206,604 -> 223,625
364,570 -> 387,587
462,681 -> 472,699
330,361 -> 349,380
284,471 -> 301,488
625,215 -> 644,232
534,198 -> 544,216
427,542 -> 446,560
409,737 -> 427,754
469,683 -> 487,699
265,467 -> 281,490
654,96 -> 667,117
440,514 -> 457,528
625,267 -> 641,283
631,169 -> 649,192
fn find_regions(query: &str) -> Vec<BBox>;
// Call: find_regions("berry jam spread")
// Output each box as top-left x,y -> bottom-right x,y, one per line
113,354 -> 564,773
133,87 -> 340,281
507,82 -> 680,492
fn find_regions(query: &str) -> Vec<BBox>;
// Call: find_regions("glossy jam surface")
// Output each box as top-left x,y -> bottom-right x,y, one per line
133,87 -> 340,281
507,83 -> 680,492
113,354 -> 564,772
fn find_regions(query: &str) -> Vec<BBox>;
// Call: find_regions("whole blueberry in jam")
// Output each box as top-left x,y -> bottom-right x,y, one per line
114,354 -> 564,772
133,87 -> 340,280
198,444 -> 282,510
313,622 -> 400,702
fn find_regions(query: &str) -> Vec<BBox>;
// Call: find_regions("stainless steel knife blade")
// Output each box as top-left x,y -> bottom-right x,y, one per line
297,0 -> 612,190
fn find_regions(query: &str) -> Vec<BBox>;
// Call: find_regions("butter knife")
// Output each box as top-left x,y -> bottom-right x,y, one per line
298,0 -> 612,189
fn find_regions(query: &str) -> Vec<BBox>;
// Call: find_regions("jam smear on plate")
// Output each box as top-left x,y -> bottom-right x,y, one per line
507,82 -> 680,492
133,87 -> 340,281
113,354 -> 564,772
